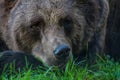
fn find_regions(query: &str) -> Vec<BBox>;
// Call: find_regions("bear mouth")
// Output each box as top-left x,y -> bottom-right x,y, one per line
59,60 -> 69,69
55,56 -> 71,69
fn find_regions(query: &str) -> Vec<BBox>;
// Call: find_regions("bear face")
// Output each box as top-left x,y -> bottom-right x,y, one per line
0,0 -> 109,67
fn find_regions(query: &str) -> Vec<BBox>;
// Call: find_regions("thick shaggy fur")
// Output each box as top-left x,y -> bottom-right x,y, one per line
0,0 -> 109,66
0,51 -> 44,74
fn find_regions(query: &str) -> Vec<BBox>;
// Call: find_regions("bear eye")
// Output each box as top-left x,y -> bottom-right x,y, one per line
30,21 -> 41,30
26,20 -> 45,40
59,16 -> 73,35
29,19 -> 45,31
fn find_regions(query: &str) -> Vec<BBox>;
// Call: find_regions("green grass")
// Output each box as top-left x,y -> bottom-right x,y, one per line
0,56 -> 120,80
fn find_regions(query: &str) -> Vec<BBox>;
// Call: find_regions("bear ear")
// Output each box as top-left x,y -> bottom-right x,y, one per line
4,0 -> 18,11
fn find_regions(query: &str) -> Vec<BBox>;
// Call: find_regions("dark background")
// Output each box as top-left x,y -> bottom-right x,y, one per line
105,0 -> 120,60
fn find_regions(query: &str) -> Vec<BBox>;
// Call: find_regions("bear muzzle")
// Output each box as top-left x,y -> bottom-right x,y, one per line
53,44 -> 70,60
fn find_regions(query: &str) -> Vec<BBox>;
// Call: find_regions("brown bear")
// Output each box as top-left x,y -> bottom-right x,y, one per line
0,0 -> 109,67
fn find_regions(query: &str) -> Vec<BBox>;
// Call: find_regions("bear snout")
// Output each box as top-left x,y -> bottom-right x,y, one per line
53,44 -> 70,60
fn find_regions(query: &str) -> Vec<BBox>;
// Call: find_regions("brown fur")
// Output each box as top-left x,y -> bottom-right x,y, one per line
0,0 -> 109,66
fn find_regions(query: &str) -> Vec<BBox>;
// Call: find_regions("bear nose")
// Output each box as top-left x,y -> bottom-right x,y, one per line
53,45 -> 70,59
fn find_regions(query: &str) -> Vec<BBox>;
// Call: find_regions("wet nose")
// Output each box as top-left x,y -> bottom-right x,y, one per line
53,45 -> 70,59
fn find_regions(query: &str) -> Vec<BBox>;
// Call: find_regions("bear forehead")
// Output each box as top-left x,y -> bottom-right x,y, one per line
13,0 -> 75,17
10,0 -> 78,25
20,0 -> 74,9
